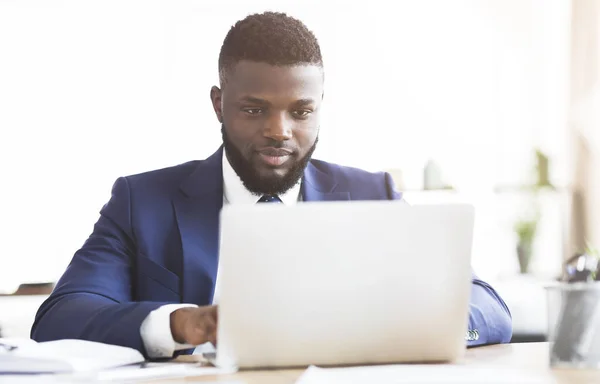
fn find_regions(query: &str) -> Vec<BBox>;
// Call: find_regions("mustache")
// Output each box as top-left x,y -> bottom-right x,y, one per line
260,139 -> 297,152
220,125 -> 299,152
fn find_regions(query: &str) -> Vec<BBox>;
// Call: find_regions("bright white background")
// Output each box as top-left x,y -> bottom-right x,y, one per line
0,0 -> 571,293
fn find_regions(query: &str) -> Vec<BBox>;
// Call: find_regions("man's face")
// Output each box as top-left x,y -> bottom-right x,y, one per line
210,61 -> 323,196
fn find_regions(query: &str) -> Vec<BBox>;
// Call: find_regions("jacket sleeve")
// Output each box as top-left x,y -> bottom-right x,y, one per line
466,274 -> 513,346
30,177 -> 174,358
384,171 -> 513,345
384,172 -> 404,201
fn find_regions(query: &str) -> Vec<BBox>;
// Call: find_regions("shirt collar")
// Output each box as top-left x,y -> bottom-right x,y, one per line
222,150 -> 302,205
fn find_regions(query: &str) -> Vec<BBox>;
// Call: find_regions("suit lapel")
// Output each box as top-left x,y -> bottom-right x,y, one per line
173,154 -> 348,305
302,162 -> 350,202
173,147 -> 224,305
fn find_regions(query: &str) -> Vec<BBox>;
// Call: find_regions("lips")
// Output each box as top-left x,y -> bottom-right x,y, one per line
257,147 -> 293,166
258,148 -> 292,156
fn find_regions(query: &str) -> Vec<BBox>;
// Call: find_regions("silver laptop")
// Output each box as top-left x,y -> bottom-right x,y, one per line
213,201 -> 475,369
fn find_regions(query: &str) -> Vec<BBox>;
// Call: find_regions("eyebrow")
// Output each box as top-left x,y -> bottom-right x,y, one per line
237,96 -> 316,106
293,98 -> 316,106
238,96 -> 270,105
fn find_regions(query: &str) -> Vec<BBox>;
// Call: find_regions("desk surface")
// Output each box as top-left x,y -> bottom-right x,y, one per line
176,342 -> 600,384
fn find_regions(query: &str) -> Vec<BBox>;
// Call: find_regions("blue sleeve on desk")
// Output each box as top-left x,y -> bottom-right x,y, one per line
467,274 -> 513,346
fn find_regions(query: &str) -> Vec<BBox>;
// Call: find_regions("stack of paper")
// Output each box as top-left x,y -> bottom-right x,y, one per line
1,338 -> 240,382
0,338 -> 144,374
295,364 -> 557,384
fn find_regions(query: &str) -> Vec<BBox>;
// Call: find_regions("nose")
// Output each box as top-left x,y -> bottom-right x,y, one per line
263,112 -> 293,141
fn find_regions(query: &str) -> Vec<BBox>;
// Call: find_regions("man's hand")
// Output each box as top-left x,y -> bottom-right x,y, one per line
170,305 -> 218,346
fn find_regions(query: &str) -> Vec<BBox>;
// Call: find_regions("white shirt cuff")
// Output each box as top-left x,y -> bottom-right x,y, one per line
140,303 -> 198,358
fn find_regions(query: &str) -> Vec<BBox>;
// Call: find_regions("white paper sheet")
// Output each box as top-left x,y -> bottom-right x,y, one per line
0,360 -> 239,383
295,364 -> 557,384
0,338 -> 144,374
90,362 -> 237,382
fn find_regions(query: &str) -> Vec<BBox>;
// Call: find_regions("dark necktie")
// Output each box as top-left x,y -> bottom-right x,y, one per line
257,195 -> 282,203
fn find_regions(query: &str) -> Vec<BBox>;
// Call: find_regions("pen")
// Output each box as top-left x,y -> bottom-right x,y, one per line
0,342 -> 18,352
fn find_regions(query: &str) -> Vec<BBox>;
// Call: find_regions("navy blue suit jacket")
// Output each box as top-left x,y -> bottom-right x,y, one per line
31,147 -> 512,357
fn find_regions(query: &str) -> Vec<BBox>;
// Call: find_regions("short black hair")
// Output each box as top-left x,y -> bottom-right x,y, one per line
218,11 -> 323,85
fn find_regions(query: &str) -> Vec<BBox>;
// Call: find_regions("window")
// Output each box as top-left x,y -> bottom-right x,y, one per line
0,0 -> 570,291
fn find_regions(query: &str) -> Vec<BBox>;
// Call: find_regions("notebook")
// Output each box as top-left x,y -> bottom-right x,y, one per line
0,338 -> 144,374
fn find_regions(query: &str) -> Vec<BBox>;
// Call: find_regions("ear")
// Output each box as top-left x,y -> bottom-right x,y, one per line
210,86 -> 223,123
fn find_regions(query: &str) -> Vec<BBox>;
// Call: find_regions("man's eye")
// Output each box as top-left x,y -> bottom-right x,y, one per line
243,108 -> 263,115
293,110 -> 311,118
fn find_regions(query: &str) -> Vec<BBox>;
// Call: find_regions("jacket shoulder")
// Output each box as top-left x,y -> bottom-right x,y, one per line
124,160 -> 201,188
309,158 -> 389,183
309,159 -> 399,200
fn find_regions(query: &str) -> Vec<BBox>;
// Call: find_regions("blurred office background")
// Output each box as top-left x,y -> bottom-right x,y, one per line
1,0 -> 599,342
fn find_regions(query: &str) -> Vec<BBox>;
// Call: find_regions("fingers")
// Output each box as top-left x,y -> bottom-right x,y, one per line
185,305 -> 219,346
204,316 -> 217,345
206,305 -> 218,345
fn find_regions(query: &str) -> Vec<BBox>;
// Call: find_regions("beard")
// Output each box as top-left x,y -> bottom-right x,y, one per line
221,125 -> 318,196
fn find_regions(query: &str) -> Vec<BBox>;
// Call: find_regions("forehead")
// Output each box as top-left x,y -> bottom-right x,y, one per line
224,61 -> 323,100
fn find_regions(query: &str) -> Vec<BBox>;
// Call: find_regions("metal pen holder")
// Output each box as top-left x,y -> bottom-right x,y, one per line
546,282 -> 600,369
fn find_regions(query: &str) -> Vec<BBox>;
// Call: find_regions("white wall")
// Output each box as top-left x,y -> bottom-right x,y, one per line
0,0 -> 570,292
569,0 -> 600,252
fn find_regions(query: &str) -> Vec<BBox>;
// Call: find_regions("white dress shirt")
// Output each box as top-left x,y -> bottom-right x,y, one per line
140,151 -> 302,358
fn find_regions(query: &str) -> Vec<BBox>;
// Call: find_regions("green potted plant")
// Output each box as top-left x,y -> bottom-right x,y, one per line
514,214 -> 539,274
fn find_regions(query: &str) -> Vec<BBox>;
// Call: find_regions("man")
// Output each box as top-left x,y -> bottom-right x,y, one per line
31,11 -> 512,359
